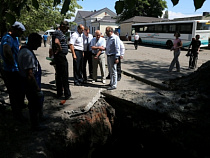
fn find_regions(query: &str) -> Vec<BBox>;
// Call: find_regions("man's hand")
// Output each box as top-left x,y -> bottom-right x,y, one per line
115,58 -> 119,64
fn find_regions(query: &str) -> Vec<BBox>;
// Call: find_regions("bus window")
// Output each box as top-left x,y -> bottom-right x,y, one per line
144,26 -> 148,32
169,24 -> 176,32
139,26 -> 144,32
197,23 -> 210,30
147,25 -> 155,32
179,23 -> 192,33
162,24 -> 169,33
155,25 -> 162,32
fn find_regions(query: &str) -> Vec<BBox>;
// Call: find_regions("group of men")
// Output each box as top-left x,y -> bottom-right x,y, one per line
0,20 -> 125,130
0,21 -> 45,130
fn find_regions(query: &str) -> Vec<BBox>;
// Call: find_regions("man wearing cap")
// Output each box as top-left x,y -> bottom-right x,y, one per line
0,21 -> 26,120
53,21 -> 71,100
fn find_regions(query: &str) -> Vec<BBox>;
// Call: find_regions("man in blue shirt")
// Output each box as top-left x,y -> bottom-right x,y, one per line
105,26 -> 121,90
0,21 -> 26,120
43,33 -> 48,47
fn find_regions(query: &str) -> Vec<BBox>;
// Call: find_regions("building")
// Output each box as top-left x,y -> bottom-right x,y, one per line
120,16 -> 163,40
72,7 -> 119,36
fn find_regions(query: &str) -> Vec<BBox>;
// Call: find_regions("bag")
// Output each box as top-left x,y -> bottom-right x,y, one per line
186,49 -> 191,56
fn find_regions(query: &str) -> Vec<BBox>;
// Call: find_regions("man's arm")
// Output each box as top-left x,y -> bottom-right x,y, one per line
70,44 -> 77,60
25,68 -> 41,92
3,44 -> 14,65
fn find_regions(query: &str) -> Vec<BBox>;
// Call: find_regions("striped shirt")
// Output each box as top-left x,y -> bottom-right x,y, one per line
54,30 -> 68,55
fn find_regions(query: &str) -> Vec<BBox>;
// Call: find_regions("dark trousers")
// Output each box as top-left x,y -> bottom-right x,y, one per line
73,50 -> 84,84
83,51 -> 93,80
189,50 -> 198,68
54,53 -> 71,97
117,57 -> 121,77
134,40 -> 138,49
3,71 -> 25,115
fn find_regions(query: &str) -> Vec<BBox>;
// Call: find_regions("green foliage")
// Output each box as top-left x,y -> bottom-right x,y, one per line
115,0 -> 167,22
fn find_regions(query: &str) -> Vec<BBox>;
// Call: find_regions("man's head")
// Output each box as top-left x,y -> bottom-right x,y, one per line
105,26 -> 113,37
60,21 -> 69,33
11,21 -> 26,37
195,34 -> 200,40
95,30 -> 101,40
77,24 -> 84,34
27,33 -> 42,50
84,26 -> 90,36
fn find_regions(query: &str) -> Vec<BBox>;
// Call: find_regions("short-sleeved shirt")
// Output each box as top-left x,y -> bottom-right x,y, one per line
43,35 -> 48,41
90,37 -> 106,55
54,30 -> 68,55
18,47 -> 38,78
69,31 -> 83,51
191,40 -> 201,51
0,33 -> 19,71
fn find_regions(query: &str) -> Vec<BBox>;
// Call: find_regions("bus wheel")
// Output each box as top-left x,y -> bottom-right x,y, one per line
166,40 -> 173,48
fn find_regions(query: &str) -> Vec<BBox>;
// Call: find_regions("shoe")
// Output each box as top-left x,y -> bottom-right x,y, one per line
88,75 -> 93,79
107,86 -> 116,90
65,95 -> 71,100
74,82 -> 81,86
92,80 -> 97,83
106,75 -> 110,79
83,80 -> 87,83
102,80 -> 106,84
176,70 -> 180,72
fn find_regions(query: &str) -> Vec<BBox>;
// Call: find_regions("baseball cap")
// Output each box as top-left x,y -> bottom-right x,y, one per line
12,21 -> 26,32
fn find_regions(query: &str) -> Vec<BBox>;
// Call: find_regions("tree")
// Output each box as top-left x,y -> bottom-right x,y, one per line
115,0 -> 167,22
0,0 -> 81,36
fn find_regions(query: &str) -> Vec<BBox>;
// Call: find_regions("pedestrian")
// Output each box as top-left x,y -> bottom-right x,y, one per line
18,33 -> 46,130
43,33 -> 48,47
83,26 -> 93,83
105,26 -> 121,90
134,32 -> 139,50
169,32 -> 182,72
69,24 -> 84,86
0,21 -> 26,120
126,32 -> 129,41
53,21 -> 71,100
106,31 -> 125,81
188,35 -> 201,69
90,30 -> 106,84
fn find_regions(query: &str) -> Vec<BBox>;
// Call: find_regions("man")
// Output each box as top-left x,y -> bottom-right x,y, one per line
0,21 -> 26,120
18,33 -> 45,130
90,30 -> 106,84
106,31 -> 125,81
43,33 -> 48,47
105,26 -> 121,90
134,32 -> 139,50
53,21 -> 71,100
83,27 -> 93,82
69,24 -> 84,86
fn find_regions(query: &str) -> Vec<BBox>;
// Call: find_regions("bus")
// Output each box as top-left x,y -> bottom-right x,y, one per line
131,20 -> 210,48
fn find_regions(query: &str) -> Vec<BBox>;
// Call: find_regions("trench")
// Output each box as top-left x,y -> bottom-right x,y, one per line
47,90 -> 209,158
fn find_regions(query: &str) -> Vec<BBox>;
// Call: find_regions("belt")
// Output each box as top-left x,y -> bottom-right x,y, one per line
74,49 -> 83,52
107,54 -> 115,56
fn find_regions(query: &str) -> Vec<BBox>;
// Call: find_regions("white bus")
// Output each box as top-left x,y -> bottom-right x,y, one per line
131,20 -> 210,48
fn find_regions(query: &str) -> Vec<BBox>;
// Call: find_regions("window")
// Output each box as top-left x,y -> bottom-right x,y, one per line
155,25 -> 162,32
169,24 -> 176,32
178,23 -> 192,33
197,22 -> 210,30
162,24 -> 169,33
146,25 -> 155,32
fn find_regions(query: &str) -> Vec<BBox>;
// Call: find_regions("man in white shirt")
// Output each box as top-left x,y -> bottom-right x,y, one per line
90,30 -> 106,84
83,27 -> 93,82
69,24 -> 84,86
134,32 -> 140,50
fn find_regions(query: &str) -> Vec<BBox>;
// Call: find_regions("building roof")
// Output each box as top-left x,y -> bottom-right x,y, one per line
121,16 -> 163,24
77,7 -> 116,19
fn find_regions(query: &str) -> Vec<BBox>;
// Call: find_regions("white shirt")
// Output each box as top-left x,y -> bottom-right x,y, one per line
83,34 -> 93,51
134,34 -> 140,40
120,40 -> 125,56
69,31 -> 84,51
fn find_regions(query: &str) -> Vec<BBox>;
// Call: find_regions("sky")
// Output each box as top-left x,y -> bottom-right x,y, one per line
75,0 -> 210,20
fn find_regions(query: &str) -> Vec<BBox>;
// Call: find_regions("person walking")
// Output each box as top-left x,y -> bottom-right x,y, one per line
69,24 -> 84,86
105,26 -> 121,90
169,32 -> 182,72
0,21 -> 26,120
188,35 -> 201,69
53,21 -> 71,100
83,27 -> 93,82
90,30 -> 106,84
18,33 -> 45,130
134,32 -> 139,50
43,33 -> 48,47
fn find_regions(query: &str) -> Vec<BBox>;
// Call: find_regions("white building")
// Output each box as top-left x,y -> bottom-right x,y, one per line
72,7 -> 119,36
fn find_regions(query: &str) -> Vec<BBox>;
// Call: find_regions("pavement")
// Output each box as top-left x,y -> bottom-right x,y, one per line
34,41 -> 210,116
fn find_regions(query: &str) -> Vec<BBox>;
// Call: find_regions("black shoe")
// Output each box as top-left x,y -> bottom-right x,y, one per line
74,82 -> 81,86
65,95 -> 71,100
106,75 -> 110,79
107,86 -> 116,90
